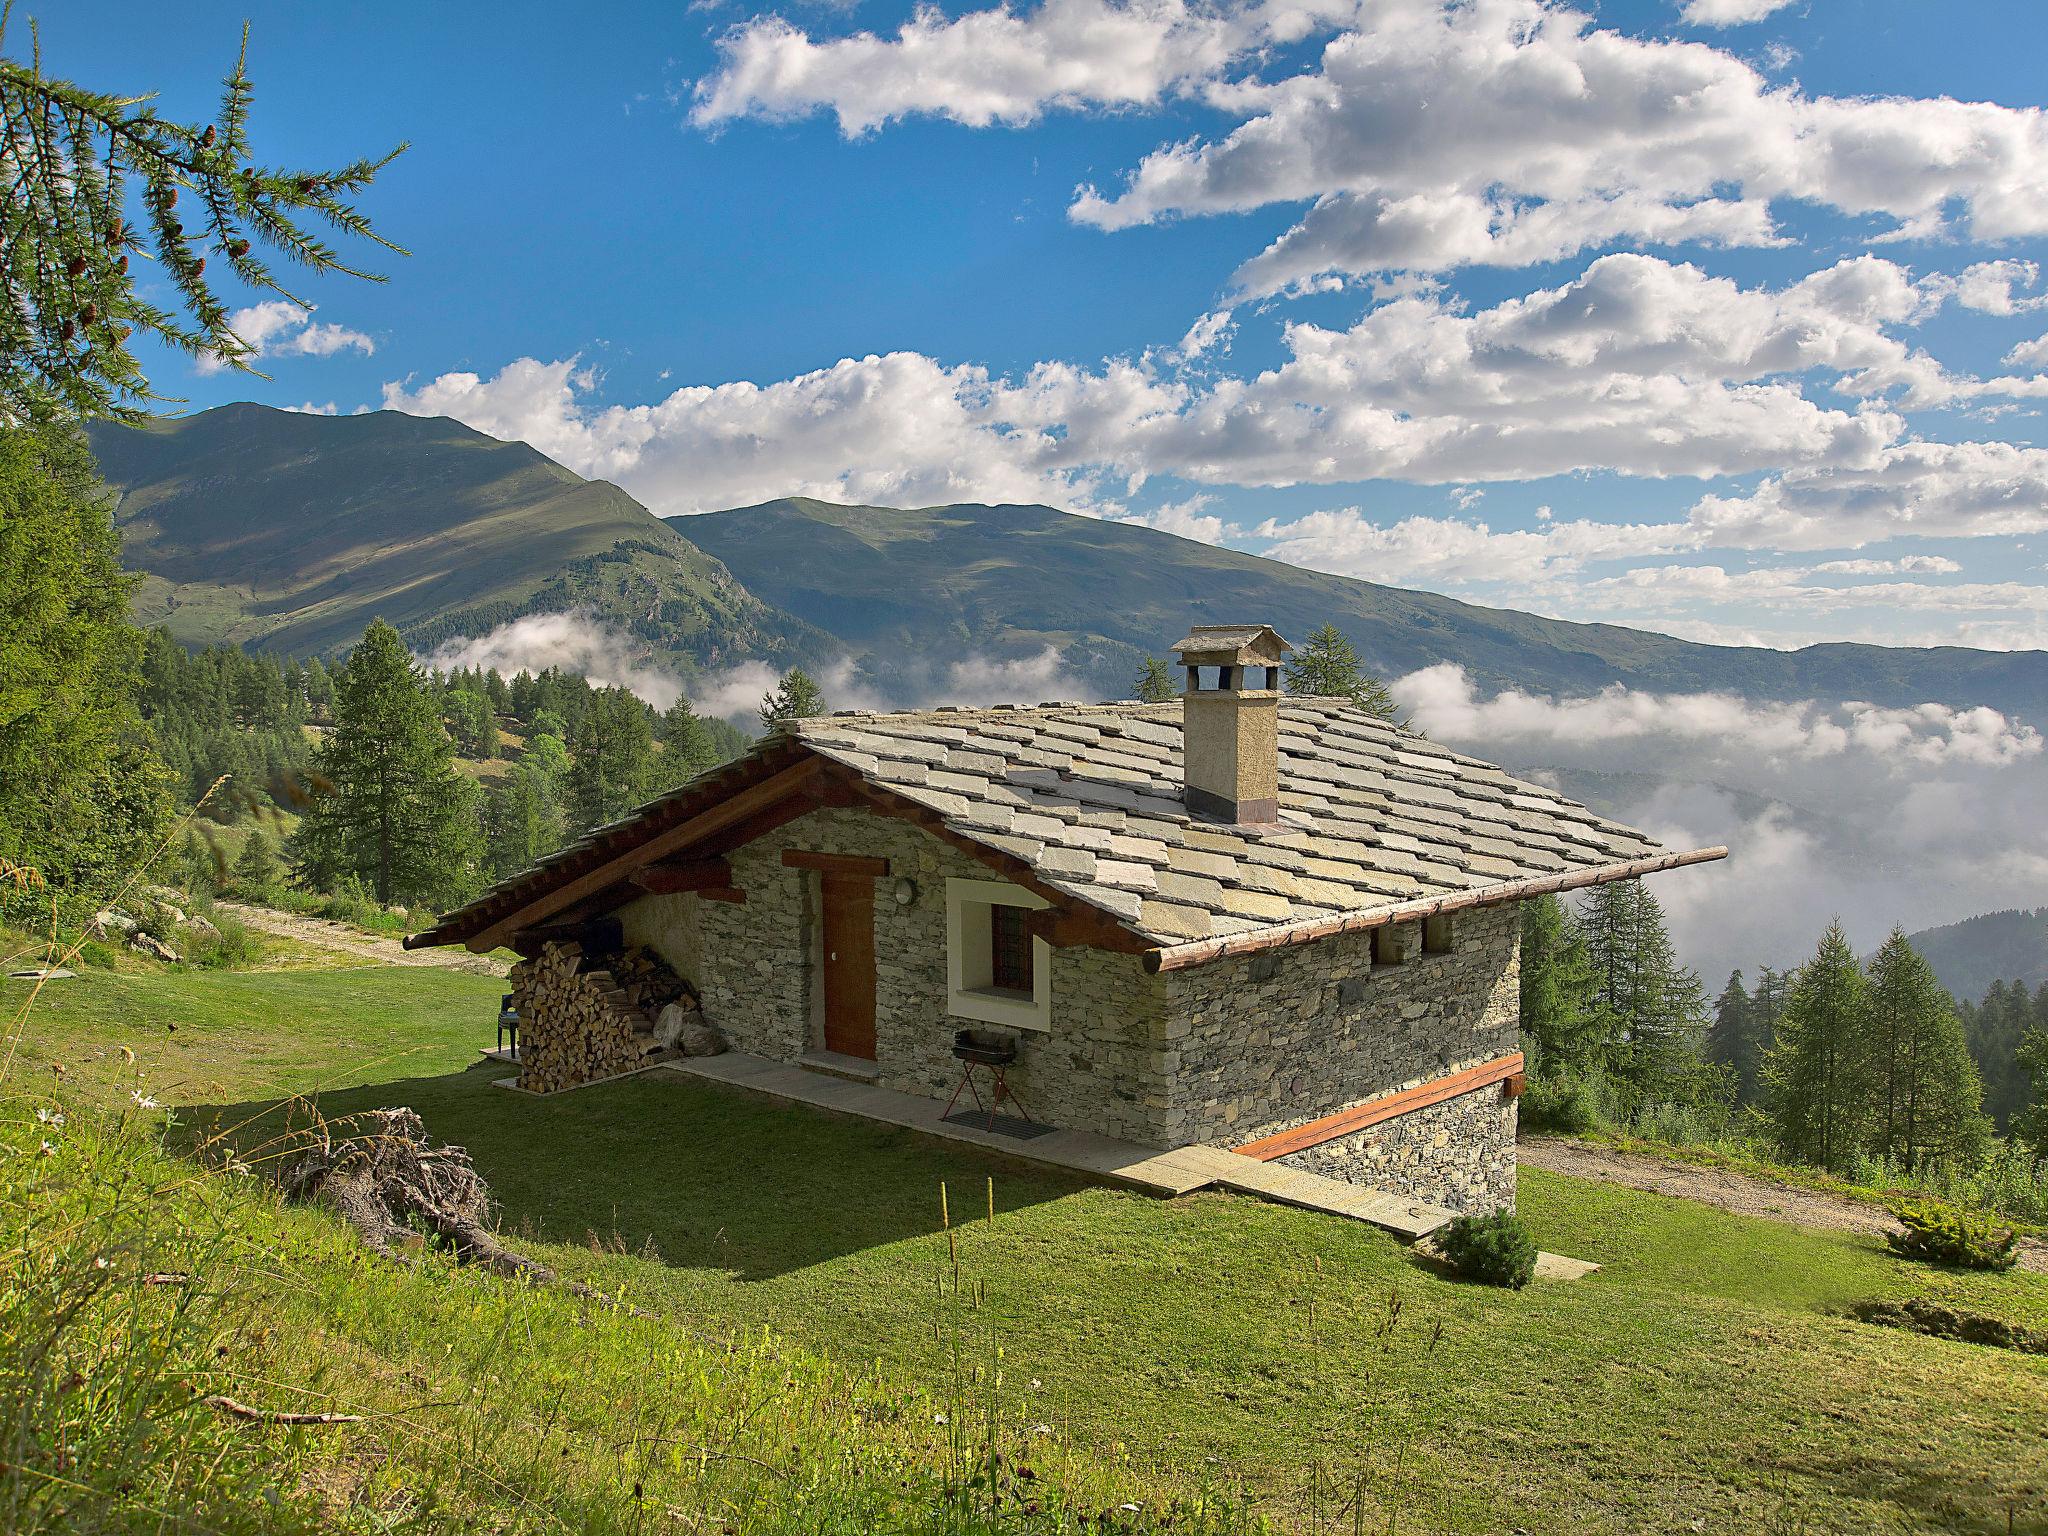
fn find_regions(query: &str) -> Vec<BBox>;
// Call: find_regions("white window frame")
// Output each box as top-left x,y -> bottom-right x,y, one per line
945,877 -> 1052,1032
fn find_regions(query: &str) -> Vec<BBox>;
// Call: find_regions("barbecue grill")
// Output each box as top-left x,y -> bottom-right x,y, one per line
944,1028 -> 1036,1132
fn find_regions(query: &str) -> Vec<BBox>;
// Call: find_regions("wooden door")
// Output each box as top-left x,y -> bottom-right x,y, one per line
819,873 -> 877,1060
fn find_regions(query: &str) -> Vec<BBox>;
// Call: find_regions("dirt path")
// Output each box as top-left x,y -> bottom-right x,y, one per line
1521,1135 -> 2047,1275
220,902 -> 507,978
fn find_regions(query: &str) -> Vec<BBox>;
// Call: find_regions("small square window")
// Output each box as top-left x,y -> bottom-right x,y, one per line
1422,915 -> 1455,954
990,903 -> 1035,993
1371,926 -> 1403,967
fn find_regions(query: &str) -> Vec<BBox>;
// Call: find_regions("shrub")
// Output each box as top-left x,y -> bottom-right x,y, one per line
1886,1200 -> 2021,1272
187,913 -> 258,971
73,938 -> 117,969
1436,1211 -> 1538,1289
1521,1073 -> 1600,1135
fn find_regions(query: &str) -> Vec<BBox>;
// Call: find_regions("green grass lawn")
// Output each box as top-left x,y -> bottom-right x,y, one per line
11,963 -> 2048,1533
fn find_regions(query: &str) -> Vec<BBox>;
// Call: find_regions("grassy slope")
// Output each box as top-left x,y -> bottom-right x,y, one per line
682,497 -> 2048,715
85,403 -> 822,669
12,965 -> 2048,1533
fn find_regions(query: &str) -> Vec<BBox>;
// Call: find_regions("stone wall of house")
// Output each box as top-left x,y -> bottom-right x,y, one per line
614,806 -> 1170,1144
1163,903 -> 1523,1214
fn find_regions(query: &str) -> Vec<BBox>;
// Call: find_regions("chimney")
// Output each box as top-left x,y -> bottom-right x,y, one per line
1171,624 -> 1292,825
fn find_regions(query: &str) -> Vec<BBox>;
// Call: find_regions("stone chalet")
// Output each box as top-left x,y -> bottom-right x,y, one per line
411,625 -> 1724,1214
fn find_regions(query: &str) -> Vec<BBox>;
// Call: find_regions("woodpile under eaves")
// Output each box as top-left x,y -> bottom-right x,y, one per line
509,940 -> 717,1093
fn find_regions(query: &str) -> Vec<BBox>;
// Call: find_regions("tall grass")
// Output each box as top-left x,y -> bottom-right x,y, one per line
3,839 -> 1287,1531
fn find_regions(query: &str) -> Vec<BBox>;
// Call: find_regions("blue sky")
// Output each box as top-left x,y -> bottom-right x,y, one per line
47,0 -> 2048,651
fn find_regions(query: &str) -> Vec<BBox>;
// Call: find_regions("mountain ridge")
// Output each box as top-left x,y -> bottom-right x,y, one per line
84,404 -> 2048,720
679,495 -> 2048,716
84,403 -> 825,676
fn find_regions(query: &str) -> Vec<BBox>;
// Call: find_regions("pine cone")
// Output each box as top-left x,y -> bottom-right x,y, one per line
65,256 -> 86,277
60,319 -> 75,341
228,239 -> 250,259
79,303 -> 97,325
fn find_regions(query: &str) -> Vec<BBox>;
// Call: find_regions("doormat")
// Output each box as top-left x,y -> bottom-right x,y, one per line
942,1109 -> 1055,1141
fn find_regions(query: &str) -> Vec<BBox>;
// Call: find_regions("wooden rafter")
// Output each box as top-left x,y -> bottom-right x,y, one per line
631,858 -> 735,895
460,758 -> 824,952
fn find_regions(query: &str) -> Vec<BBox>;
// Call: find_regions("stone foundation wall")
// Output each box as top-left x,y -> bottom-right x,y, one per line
615,807 -> 1170,1144
1279,1089 -> 1517,1214
1164,903 -> 1523,1213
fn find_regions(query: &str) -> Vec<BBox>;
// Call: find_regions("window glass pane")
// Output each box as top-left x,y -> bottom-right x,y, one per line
989,904 -> 1034,992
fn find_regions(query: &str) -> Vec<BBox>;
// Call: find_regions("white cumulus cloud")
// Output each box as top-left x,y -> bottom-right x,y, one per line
197,301 -> 374,375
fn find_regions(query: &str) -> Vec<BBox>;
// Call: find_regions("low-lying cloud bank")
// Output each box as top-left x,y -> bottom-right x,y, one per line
423,613 -> 688,713
1400,664 -> 2048,987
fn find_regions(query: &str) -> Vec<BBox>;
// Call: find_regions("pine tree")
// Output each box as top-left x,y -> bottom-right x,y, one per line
1518,894 -> 1604,1077
1707,970 -> 1767,1105
1282,624 -> 1401,722
483,763 -> 564,880
232,828 -> 279,896
657,696 -> 719,789
0,21 -> 404,423
1765,921 -> 1872,1171
291,620 -> 480,907
0,421 -> 171,901
1864,927 -> 1990,1168
567,686 -> 655,829
1577,879 -> 1711,1104
1133,656 -> 1178,703
759,668 -> 825,729
2017,1016 -> 2048,1163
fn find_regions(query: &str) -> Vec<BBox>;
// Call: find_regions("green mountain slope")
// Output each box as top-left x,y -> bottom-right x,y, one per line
85,404 -> 822,672
1904,908 -> 2048,1003
680,497 -> 2048,715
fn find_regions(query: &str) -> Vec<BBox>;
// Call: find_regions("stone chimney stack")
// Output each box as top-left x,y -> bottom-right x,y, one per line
1171,624 -> 1292,825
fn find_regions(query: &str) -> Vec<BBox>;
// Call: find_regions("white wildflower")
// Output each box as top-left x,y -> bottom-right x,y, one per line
130,1090 -> 160,1110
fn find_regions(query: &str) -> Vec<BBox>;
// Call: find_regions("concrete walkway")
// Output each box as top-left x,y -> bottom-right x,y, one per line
667,1051 -> 1457,1239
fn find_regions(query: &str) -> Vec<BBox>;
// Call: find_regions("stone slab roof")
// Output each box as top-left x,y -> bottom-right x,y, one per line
411,695 -> 1724,965
787,699 -> 1710,954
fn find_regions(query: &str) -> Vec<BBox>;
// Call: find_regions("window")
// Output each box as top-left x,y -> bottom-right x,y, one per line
1371,925 -> 1403,967
946,878 -> 1052,1031
1422,915 -> 1455,955
990,903 -> 1035,993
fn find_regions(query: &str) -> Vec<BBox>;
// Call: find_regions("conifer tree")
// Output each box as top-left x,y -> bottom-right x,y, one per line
567,686 -> 654,829
2017,1018 -> 2048,1163
759,668 -> 825,728
291,620 -> 480,907
1707,970 -> 1767,1105
0,20 -> 404,423
657,696 -> 719,789
231,828 -> 279,896
1864,927 -> 1990,1168
1577,879 -> 1710,1102
484,764 -> 564,880
1283,624 -> 1402,722
1519,893 -> 1603,1076
0,420 -> 170,899
1765,921 -> 1871,1171
1133,656 -> 1178,703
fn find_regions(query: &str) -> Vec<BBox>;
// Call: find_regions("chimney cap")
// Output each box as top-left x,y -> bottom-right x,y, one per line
1171,624 -> 1292,665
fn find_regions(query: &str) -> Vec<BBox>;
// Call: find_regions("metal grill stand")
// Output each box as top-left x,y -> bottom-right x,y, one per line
944,1029 -> 1035,1132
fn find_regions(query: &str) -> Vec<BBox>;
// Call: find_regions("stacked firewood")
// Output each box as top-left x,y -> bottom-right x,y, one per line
509,941 -> 700,1093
